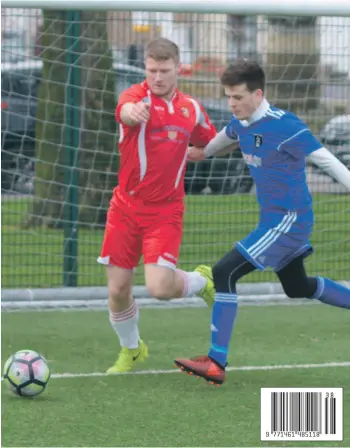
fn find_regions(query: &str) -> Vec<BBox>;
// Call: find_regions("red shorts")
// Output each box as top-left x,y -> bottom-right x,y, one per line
98,191 -> 184,270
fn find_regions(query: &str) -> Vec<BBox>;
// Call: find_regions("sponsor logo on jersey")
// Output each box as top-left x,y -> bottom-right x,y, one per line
243,153 -> 262,168
168,131 -> 177,139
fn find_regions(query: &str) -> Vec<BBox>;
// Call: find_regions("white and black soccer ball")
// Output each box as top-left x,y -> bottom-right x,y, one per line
3,350 -> 50,397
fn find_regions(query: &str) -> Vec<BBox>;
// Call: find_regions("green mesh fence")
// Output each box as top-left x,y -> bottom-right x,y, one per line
1,9 -> 350,288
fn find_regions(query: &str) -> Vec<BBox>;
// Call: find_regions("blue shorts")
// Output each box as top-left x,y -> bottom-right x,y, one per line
236,216 -> 313,272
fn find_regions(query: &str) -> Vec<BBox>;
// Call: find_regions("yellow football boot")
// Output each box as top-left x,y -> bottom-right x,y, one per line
106,339 -> 148,374
195,265 -> 215,307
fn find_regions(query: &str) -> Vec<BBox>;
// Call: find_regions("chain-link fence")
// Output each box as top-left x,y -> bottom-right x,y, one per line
1,9 -> 350,290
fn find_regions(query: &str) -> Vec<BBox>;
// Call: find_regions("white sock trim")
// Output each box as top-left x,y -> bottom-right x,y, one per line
108,301 -> 140,349
109,301 -> 137,322
177,270 -> 207,297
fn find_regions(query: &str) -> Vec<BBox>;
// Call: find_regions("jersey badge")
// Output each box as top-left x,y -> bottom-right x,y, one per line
181,107 -> 190,118
254,134 -> 263,148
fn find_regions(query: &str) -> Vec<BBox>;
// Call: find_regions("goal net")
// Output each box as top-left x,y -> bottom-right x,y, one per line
1,6 -> 350,295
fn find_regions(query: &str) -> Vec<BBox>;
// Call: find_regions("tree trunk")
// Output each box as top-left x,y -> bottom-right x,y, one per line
23,11 -> 67,228
23,11 -> 117,228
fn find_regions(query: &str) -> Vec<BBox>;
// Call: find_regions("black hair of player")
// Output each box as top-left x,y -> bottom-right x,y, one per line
220,59 -> 266,93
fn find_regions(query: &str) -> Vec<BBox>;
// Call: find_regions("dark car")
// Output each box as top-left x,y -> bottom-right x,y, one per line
1,61 -> 41,191
1,61 -> 145,192
185,99 -> 253,195
1,61 -> 253,194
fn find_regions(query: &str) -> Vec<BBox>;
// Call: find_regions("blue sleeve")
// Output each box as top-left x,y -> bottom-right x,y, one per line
278,120 -> 322,159
225,118 -> 239,140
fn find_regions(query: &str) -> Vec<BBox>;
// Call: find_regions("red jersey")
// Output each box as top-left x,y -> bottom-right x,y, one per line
114,81 -> 216,204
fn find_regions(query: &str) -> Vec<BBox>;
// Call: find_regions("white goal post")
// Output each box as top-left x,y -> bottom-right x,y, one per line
1,0 -> 349,308
2,0 -> 350,16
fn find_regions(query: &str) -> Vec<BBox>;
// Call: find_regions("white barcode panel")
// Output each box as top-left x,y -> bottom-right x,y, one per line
261,388 -> 343,441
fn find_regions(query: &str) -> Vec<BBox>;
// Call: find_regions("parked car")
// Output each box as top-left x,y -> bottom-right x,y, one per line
185,100 -> 253,195
1,30 -> 27,63
1,61 -> 40,191
318,114 -> 350,172
1,60 -> 253,194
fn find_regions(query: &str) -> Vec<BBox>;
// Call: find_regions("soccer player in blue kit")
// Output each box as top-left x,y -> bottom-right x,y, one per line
175,59 -> 350,385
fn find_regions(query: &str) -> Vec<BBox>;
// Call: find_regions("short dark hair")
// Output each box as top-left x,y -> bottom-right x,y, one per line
145,38 -> 180,64
220,59 -> 265,92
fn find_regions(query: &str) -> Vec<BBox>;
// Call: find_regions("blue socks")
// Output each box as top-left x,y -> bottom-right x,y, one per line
207,277 -> 349,370
312,277 -> 350,309
208,293 -> 238,368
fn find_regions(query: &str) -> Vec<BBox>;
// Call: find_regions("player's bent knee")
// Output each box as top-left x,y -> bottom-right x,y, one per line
212,262 -> 229,285
212,249 -> 251,286
282,280 -> 316,299
146,278 -> 174,299
212,257 -> 236,285
145,265 -> 175,299
283,287 -> 305,299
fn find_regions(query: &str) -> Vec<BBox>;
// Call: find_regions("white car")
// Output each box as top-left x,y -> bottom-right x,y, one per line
319,114 -> 350,170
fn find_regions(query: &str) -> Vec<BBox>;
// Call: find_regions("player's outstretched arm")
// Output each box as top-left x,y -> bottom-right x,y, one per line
213,142 -> 240,157
187,127 -> 239,162
308,147 -> 350,191
120,102 -> 150,126
203,127 -> 239,158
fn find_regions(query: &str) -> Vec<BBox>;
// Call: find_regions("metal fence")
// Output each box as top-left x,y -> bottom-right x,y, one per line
1,9 -> 350,293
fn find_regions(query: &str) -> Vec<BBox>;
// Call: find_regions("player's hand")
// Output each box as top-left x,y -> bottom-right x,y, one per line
187,146 -> 206,162
129,102 -> 150,124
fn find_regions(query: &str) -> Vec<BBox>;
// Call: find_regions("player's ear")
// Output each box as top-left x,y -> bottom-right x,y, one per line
256,89 -> 264,99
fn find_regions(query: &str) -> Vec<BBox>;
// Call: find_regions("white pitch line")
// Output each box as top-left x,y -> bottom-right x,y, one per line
50,361 -> 350,379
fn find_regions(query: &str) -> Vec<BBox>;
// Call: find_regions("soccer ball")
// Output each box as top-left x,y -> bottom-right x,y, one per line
3,350 -> 50,397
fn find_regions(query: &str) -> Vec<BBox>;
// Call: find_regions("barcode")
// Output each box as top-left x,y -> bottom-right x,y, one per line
261,388 -> 343,441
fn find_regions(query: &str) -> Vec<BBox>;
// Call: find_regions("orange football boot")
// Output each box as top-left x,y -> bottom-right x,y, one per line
175,355 -> 225,385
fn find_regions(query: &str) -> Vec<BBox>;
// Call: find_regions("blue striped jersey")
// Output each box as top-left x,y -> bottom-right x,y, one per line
225,100 -> 323,229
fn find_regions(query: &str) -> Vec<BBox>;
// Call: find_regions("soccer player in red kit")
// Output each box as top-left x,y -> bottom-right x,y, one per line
98,38 -> 218,373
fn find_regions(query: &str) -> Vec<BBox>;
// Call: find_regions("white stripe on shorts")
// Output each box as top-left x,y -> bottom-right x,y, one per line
247,212 -> 297,259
